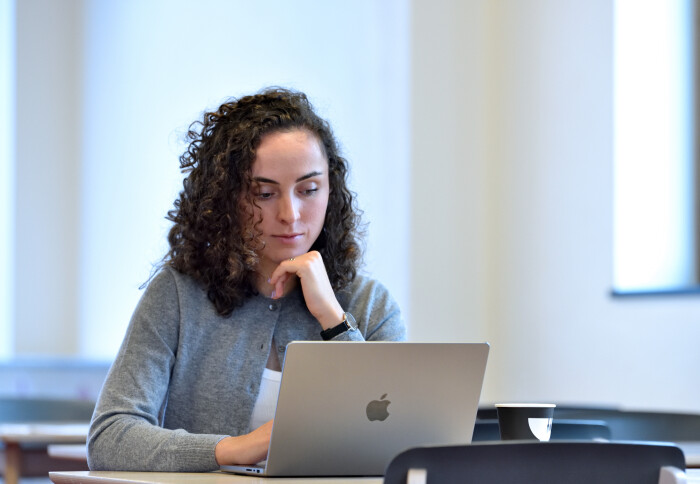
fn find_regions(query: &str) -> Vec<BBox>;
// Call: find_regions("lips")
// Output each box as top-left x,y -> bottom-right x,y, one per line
272,233 -> 304,244
273,233 -> 303,239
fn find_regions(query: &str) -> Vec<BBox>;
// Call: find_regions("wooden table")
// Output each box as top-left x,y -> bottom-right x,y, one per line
48,444 -> 89,461
679,441 -> 700,468
47,468 -> 700,484
0,422 -> 89,484
50,471 -> 382,484
42,440 -> 700,470
46,441 -> 700,484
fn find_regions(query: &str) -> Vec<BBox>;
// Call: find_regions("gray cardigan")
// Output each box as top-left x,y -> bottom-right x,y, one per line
87,267 -> 406,472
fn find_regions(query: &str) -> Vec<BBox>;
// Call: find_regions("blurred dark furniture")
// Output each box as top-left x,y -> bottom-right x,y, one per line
473,418 -> 611,441
0,398 -> 94,484
554,408 -> 700,442
0,398 -> 95,423
477,405 -> 700,442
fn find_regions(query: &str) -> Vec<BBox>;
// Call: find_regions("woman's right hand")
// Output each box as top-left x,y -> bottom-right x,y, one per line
215,420 -> 273,466
268,251 -> 344,330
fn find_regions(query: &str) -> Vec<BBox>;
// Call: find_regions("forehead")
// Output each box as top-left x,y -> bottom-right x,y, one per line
252,130 -> 328,180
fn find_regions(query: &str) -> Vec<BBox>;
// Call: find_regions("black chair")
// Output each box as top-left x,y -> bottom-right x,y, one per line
384,441 -> 687,484
473,418 -> 611,441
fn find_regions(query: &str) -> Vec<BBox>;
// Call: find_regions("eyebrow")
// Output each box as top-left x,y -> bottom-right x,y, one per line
253,171 -> 324,185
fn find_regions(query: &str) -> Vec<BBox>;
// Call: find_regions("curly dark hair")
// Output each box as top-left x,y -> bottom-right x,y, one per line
163,87 -> 363,316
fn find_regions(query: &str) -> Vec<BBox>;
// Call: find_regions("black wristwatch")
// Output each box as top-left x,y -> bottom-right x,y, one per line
320,312 -> 357,341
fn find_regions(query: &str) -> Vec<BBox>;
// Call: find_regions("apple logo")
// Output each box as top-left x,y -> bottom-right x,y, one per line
366,393 -> 391,421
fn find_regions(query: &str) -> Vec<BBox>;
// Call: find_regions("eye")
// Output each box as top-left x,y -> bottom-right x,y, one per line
299,182 -> 320,196
253,184 -> 276,200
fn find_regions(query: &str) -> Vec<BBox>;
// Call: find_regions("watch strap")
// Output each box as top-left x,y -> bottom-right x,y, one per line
320,313 -> 356,341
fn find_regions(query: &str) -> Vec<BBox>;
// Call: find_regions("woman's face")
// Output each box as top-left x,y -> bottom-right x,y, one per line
249,129 -> 330,275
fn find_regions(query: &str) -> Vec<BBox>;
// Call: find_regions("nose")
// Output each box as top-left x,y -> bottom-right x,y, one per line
278,193 -> 300,224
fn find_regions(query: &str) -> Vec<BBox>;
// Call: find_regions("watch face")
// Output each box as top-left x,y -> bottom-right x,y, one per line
345,313 -> 357,331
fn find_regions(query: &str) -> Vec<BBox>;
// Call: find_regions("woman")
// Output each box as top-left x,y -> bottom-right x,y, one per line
87,88 -> 406,471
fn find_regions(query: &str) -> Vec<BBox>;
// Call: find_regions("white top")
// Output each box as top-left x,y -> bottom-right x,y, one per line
248,368 -> 282,431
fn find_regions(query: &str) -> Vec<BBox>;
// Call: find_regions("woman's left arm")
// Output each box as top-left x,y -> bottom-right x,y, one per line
334,273 -> 406,342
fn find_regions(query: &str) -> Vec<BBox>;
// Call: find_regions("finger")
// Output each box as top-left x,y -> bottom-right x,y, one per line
270,263 -> 296,299
274,277 -> 285,299
269,263 -> 293,286
269,259 -> 293,285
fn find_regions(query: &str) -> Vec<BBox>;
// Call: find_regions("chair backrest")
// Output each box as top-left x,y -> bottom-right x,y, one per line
473,419 -> 611,442
384,441 -> 686,484
0,397 -> 95,423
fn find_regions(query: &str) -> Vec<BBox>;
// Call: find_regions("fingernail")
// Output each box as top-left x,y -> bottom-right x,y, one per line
267,278 -> 271,284
271,290 -> 276,298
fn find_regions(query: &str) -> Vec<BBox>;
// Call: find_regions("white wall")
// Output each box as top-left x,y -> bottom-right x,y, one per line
409,0 -> 494,346
411,0 -> 700,412
10,0 -> 411,359
7,0 -> 700,413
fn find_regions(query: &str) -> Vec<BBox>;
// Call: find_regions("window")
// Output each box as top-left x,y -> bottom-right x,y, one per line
613,0 -> 699,294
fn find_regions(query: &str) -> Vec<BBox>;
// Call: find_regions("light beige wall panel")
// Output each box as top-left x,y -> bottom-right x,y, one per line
15,0 -> 83,355
409,0 -> 494,348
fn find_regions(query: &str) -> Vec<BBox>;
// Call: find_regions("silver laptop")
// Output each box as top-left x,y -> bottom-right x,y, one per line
220,341 -> 490,477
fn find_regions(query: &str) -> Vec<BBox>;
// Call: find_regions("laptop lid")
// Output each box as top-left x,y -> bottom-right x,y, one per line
223,341 -> 489,477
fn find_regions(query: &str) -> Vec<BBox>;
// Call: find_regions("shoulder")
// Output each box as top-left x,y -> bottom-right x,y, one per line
128,267 -> 215,345
146,266 -> 207,302
339,273 -> 405,340
342,273 -> 394,307
133,267 -> 214,322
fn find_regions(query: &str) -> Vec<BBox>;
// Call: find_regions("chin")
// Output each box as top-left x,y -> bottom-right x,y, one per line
265,248 -> 309,264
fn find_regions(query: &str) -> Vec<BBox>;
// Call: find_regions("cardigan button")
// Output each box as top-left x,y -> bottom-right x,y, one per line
268,302 -> 279,311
